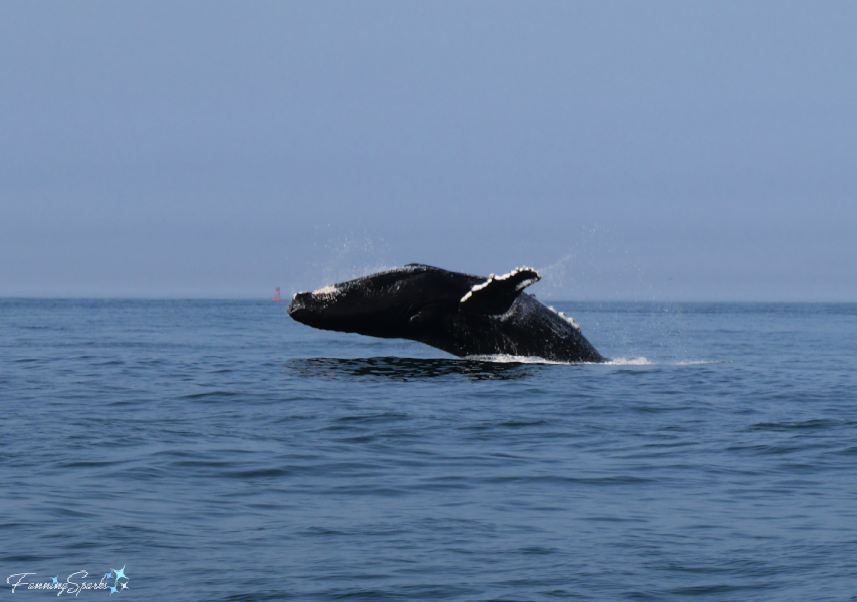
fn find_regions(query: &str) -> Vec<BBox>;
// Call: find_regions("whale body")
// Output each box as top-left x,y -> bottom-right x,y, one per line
287,264 -> 605,363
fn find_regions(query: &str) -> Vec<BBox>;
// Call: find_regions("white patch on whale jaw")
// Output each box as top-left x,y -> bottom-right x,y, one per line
460,267 -> 542,303
312,285 -> 338,296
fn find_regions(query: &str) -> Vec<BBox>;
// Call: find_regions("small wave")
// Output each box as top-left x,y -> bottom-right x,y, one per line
289,355 -> 724,372
287,357 -> 534,380
674,359 -> 729,366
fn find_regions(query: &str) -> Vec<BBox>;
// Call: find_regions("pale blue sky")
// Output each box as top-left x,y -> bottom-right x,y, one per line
2,1 -> 855,300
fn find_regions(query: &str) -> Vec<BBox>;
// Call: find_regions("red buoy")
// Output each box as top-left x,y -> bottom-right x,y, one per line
273,287 -> 283,302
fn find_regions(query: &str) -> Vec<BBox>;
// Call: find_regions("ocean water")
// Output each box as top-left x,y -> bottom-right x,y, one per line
2,299 -> 856,601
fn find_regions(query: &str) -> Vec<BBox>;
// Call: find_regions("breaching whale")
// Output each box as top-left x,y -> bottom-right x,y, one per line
287,264 -> 605,363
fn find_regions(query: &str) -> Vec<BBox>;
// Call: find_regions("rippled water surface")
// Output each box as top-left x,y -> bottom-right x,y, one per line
2,300 -> 856,601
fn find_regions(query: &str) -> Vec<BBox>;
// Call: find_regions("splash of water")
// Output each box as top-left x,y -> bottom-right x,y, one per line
296,228 -> 394,294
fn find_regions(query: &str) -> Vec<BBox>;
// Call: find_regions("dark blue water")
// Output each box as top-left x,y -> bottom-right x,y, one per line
2,300 -> 856,601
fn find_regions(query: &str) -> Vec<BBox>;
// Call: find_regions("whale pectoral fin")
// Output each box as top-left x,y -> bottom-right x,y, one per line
460,267 -> 541,315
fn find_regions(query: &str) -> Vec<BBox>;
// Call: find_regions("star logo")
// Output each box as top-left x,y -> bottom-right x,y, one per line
52,576 -> 58,584
104,571 -> 113,580
112,565 -> 127,581
120,582 -> 129,590
109,585 -> 118,595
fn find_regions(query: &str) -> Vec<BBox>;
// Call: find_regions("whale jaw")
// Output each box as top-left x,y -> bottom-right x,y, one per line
286,291 -> 317,327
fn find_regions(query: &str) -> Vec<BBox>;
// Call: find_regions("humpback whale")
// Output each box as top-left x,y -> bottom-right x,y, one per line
287,264 -> 605,363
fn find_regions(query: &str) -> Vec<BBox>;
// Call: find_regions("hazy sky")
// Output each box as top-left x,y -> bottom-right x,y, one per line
2,1 -> 855,300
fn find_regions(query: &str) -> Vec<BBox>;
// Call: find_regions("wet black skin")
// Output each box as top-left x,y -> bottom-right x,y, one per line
287,264 -> 605,363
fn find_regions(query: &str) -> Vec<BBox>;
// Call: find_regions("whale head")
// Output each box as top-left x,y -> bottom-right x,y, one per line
287,265 -> 478,338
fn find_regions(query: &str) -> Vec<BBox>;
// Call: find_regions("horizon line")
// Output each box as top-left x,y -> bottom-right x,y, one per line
2,296 -> 856,304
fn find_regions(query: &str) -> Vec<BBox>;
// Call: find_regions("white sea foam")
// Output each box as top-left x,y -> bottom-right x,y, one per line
464,354 -> 567,365
604,358 -> 728,366
463,355 -> 723,367
604,357 -> 652,366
